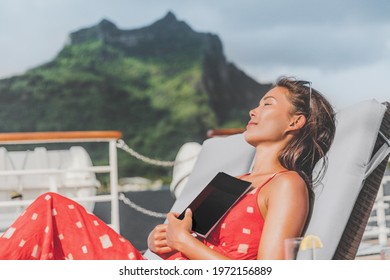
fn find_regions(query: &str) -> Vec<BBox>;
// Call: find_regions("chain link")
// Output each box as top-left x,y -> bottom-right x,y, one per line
116,139 -> 173,218
116,139 -> 175,167
118,192 -> 167,218
115,139 -> 201,218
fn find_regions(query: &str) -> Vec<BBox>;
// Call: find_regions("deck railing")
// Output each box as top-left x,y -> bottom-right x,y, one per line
363,174 -> 390,245
0,131 -> 122,233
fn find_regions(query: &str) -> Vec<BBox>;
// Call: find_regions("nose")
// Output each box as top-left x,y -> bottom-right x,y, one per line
249,107 -> 256,117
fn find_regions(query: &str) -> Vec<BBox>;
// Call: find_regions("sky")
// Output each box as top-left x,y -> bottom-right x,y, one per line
0,0 -> 389,110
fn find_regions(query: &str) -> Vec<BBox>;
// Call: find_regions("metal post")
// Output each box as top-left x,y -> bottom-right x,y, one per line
109,139 -> 120,233
376,183 -> 388,246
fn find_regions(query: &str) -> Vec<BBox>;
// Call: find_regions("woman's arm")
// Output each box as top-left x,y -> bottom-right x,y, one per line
165,209 -> 231,260
256,172 -> 309,260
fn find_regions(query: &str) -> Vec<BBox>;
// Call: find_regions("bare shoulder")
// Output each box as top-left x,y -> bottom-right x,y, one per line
257,171 -> 309,221
267,171 -> 308,200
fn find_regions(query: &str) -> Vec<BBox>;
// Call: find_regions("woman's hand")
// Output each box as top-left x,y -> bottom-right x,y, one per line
147,224 -> 176,257
165,208 -> 193,252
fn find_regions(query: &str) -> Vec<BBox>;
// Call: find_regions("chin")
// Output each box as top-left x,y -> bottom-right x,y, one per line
243,131 -> 256,147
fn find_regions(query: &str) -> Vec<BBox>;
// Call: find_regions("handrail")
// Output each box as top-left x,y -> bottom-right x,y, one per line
0,131 -> 122,144
0,130 -> 122,233
363,173 -> 390,246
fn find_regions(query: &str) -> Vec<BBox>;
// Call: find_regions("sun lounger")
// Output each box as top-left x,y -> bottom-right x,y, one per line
303,100 -> 390,259
144,99 -> 390,260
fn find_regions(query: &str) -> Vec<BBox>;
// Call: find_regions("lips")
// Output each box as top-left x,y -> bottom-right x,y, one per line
246,121 -> 257,128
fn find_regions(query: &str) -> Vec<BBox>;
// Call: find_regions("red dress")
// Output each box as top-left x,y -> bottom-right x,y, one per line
0,171 -> 285,260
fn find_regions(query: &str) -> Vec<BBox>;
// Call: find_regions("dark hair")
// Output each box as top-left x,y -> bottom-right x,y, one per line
275,77 -> 336,226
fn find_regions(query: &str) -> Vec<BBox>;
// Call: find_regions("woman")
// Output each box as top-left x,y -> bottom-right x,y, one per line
0,77 -> 336,260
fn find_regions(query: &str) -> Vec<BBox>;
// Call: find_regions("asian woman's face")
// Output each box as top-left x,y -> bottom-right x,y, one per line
244,86 -> 297,147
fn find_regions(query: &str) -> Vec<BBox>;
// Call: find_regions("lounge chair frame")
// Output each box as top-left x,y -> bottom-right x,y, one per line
333,102 -> 390,259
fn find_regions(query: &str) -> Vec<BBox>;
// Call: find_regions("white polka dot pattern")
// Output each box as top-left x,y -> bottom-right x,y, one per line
31,245 -> 39,258
18,239 -> 26,247
0,192 -> 146,260
0,171 -> 280,261
99,234 -> 113,249
237,244 -> 249,254
3,227 -> 16,239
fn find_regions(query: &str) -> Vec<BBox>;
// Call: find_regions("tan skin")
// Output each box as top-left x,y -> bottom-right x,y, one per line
147,86 -> 309,260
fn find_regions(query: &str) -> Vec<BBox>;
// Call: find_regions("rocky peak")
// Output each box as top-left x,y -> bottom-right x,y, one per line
97,19 -> 118,32
69,12 -> 193,46
146,11 -> 193,33
65,12 -> 271,122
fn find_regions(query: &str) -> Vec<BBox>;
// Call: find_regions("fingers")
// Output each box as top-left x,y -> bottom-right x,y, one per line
153,224 -> 168,235
148,224 -> 167,243
166,209 -> 193,234
152,226 -> 169,243
148,237 -> 173,255
184,208 -> 192,218
147,224 -> 174,255
154,246 -> 174,255
167,209 -> 192,220
167,212 -> 180,221
155,239 -> 170,248
168,209 -> 192,222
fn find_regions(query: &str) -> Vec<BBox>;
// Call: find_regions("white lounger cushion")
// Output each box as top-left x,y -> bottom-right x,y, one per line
144,99 -> 388,260
300,99 -> 388,259
143,134 -> 255,259
168,133 -> 255,214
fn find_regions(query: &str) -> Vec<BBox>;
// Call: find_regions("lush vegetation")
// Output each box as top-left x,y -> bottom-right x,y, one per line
0,41 -> 226,180
0,15 -> 267,183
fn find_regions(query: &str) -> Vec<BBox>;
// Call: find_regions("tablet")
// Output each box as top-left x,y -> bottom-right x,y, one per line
178,172 -> 252,238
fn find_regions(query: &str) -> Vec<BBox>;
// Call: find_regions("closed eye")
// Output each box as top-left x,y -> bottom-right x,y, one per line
261,95 -> 277,106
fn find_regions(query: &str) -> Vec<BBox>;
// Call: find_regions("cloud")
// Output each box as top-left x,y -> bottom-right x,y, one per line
224,22 -> 389,70
0,0 -> 389,108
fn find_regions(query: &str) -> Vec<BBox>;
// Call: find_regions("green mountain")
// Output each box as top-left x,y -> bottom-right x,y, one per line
0,12 -> 271,180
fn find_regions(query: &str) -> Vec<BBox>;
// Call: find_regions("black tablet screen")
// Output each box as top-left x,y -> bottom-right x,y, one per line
178,172 -> 252,237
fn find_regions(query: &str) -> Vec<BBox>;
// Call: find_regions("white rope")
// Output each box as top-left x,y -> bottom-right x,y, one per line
118,193 -> 167,218
116,139 -> 175,167
115,139 -> 172,218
